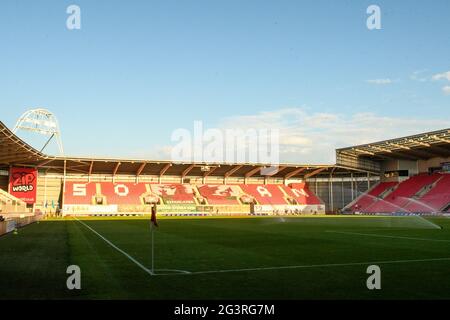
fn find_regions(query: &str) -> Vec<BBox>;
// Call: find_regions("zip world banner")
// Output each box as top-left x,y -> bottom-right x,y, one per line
9,167 -> 38,204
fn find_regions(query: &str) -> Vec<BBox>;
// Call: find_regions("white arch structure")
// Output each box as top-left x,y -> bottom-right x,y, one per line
13,108 -> 64,155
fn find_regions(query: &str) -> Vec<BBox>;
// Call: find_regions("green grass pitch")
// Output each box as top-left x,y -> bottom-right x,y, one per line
1,216 -> 450,300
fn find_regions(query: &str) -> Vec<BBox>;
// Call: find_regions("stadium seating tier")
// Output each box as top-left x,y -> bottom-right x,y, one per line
64,182 -> 325,208
349,174 -> 450,214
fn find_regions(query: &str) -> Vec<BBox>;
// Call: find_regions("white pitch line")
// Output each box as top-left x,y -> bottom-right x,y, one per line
75,218 -> 155,276
73,219 -> 450,277
154,257 -> 450,276
74,218 -> 191,276
326,230 -> 450,243
155,269 -> 192,275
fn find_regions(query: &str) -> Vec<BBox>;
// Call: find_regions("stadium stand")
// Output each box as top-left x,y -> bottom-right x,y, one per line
64,182 -> 326,207
62,180 -> 326,215
0,188 -> 28,213
403,174 -> 450,213
65,182 -> 184,205
3,118 -> 449,217
348,173 -> 450,214
367,174 -> 442,213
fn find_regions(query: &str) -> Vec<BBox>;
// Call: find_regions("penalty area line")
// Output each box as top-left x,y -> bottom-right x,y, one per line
74,218 -> 192,276
157,257 -> 450,276
326,230 -> 450,242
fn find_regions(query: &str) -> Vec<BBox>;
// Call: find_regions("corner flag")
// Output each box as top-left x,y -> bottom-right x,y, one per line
151,206 -> 158,227
150,205 -> 158,274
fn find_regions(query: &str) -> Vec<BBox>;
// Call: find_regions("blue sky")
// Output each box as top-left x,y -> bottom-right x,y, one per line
0,0 -> 449,163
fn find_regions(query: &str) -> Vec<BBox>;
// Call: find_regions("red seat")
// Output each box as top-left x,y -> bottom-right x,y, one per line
197,185 -> 242,205
100,183 -> 147,205
351,182 -> 398,211
364,174 -> 443,213
282,183 -> 322,205
149,184 -> 196,204
404,174 -> 450,212
240,184 -> 289,205
64,182 -> 147,205
64,182 -> 98,205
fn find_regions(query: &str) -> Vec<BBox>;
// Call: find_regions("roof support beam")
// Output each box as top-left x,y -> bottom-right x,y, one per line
159,163 -> 171,176
70,159 -> 94,166
182,164 -> 195,178
243,166 -> 263,184
159,163 -> 172,176
112,162 -> 121,176
158,163 -> 172,184
67,166 -> 91,174
1,150 -> 39,161
203,166 -> 219,178
0,153 -> 40,163
224,165 -> 243,178
330,166 -> 337,175
36,159 -> 56,168
245,166 -> 263,178
408,140 -> 430,147
87,161 -> 94,182
387,143 -> 410,150
136,162 -> 147,177
135,162 -> 147,183
284,167 -> 307,180
66,163 -> 90,171
88,161 -> 94,175
369,146 -> 393,153
352,148 -> 375,155
264,166 -> 288,177
304,167 -> 329,179
202,166 -> 219,184
431,136 -> 450,144
334,165 -> 379,175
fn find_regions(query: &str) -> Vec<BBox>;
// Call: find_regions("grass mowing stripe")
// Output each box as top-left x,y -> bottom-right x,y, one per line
74,218 -> 155,276
326,230 -> 450,242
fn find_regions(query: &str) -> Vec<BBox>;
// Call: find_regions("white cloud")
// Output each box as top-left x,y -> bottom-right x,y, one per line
217,108 -> 450,164
366,79 -> 392,85
141,108 -> 450,164
432,71 -> 450,81
431,71 -> 450,95
410,70 -> 429,82
443,86 -> 450,95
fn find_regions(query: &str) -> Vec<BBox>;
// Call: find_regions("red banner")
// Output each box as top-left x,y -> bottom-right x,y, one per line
9,167 -> 38,204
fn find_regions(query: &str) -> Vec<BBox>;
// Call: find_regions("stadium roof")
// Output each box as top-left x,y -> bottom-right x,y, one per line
337,128 -> 450,161
0,121 -> 49,165
0,121 -> 374,178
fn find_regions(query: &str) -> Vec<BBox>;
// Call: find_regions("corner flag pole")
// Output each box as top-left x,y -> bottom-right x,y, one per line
151,222 -> 155,274
150,205 -> 158,275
